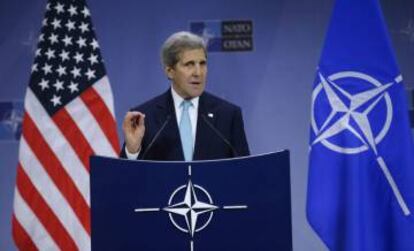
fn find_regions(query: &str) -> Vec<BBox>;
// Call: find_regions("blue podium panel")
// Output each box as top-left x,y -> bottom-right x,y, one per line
90,151 -> 292,251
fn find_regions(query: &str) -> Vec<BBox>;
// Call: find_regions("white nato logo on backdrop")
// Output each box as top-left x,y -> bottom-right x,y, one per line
0,101 -> 24,141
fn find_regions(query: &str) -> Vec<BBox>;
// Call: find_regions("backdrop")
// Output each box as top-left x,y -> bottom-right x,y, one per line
1,0 -> 413,250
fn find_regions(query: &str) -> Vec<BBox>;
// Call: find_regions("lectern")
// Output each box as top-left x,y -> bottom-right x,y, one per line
90,151 -> 292,251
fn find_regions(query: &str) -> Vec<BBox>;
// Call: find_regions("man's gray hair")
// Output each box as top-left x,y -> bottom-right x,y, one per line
161,31 -> 207,68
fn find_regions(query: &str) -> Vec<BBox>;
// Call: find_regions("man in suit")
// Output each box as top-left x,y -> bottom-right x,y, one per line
120,31 -> 249,161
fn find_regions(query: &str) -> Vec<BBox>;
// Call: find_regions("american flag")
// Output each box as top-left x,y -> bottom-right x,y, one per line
12,0 -> 120,250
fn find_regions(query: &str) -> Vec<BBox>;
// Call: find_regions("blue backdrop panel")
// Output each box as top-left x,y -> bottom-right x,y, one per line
1,0 -> 414,250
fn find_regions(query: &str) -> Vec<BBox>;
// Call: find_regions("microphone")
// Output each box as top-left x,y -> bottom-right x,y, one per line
141,115 -> 172,159
201,114 -> 239,157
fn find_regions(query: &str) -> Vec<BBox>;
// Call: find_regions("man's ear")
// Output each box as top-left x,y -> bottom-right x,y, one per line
165,66 -> 174,80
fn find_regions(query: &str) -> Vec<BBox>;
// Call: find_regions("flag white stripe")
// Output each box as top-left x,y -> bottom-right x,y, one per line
66,97 -> 117,158
93,76 -> 116,118
19,137 -> 91,250
25,89 -> 90,203
14,188 -> 59,251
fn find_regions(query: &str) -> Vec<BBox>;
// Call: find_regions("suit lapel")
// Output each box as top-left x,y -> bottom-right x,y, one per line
194,93 -> 217,160
155,90 -> 184,160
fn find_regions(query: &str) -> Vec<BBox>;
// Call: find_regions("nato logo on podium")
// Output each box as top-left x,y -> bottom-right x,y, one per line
90,151 -> 292,251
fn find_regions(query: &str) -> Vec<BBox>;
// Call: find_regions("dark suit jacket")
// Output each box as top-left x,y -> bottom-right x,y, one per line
120,89 -> 250,161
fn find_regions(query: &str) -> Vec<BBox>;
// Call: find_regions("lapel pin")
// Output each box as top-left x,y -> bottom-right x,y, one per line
207,113 -> 214,118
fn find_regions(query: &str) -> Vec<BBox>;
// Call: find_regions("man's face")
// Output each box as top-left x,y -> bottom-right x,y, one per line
166,48 -> 207,99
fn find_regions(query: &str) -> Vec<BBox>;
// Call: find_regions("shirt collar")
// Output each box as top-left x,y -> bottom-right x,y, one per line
171,87 -> 199,111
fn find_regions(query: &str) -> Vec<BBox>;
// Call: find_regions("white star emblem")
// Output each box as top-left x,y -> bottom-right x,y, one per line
76,36 -> 87,48
51,18 -> 61,29
3,108 -> 23,136
90,39 -> 99,50
35,48 -> 42,57
38,34 -> 44,43
133,164 -> 248,251
50,95 -> 62,106
45,48 -> 56,60
85,68 -> 96,80
70,66 -> 81,78
67,5 -> 78,16
400,18 -> 414,43
59,50 -> 70,62
73,52 -> 84,63
54,3 -> 65,14
42,63 -> 52,75
62,35 -> 73,46
79,22 -> 89,33
56,65 -> 67,77
65,20 -> 76,31
163,180 -> 218,237
201,28 -> 215,45
312,72 -> 393,154
68,82 -> 79,93
311,71 -> 411,216
42,18 -> 48,27
81,7 -> 90,18
31,63 -> 38,73
38,79 -> 49,90
53,80 -> 64,92
48,33 -> 59,44
88,53 -> 98,65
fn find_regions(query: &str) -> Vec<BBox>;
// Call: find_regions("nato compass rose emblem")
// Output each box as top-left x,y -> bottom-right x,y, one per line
311,71 -> 411,216
134,165 -> 248,251
0,102 -> 23,140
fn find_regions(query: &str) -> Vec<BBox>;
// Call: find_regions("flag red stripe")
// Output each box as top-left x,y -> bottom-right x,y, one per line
81,87 -> 120,153
23,113 -> 91,235
12,214 -> 38,251
52,108 -> 94,172
15,165 -> 77,250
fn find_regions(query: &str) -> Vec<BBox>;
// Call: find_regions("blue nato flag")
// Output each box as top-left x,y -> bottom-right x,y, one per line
306,0 -> 414,250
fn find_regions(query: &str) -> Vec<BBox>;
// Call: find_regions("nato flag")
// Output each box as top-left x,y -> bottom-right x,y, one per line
306,0 -> 414,250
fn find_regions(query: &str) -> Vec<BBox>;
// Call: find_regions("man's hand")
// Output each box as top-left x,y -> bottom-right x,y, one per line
122,111 -> 145,154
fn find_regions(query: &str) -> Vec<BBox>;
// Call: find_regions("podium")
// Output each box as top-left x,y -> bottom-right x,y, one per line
90,151 -> 292,251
